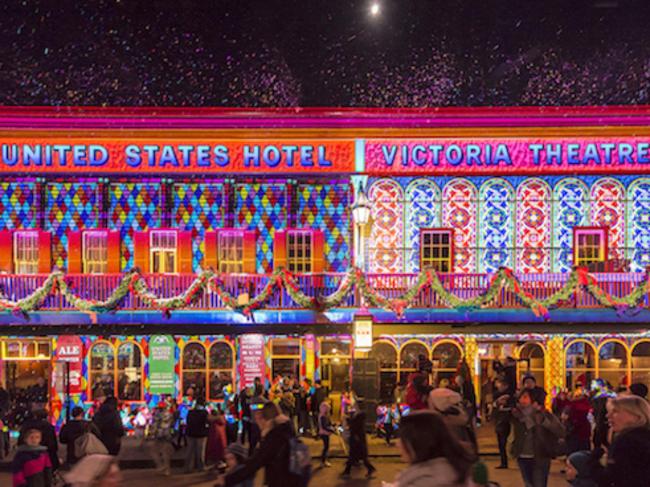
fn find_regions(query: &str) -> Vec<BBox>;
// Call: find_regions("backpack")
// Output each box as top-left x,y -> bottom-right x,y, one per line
74,431 -> 108,458
288,437 -> 312,486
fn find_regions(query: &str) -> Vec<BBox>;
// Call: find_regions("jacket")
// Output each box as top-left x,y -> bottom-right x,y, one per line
224,416 -> 300,487
347,411 -> 369,460
149,408 -> 175,441
510,408 -> 565,460
318,402 -> 335,436
12,445 -> 52,487
186,407 -> 209,438
92,404 -> 125,456
597,426 -> 650,487
59,419 -> 101,465
396,458 -> 469,487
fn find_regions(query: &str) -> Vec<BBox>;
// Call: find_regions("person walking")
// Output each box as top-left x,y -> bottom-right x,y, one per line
318,401 -> 335,467
428,387 -> 478,454
59,406 -> 101,466
596,395 -> 650,487
510,387 -> 565,487
185,397 -> 209,473
20,409 -> 59,471
389,411 -> 476,487
215,402 -> 302,487
206,408 -> 227,467
93,397 -> 125,456
492,378 -> 513,469
565,390 -> 592,454
342,407 -> 376,479
310,380 -> 327,435
148,402 -> 175,476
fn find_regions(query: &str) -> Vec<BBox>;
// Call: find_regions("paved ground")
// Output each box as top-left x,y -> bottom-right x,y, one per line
0,456 -> 568,486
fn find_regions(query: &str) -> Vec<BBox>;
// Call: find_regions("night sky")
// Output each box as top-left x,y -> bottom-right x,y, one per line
1,0 -> 650,106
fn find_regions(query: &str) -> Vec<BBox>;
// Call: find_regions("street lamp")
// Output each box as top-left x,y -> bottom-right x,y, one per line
352,185 -> 371,270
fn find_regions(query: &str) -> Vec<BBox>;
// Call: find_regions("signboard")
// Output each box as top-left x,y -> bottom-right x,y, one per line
0,138 -> 355,174
55,335 -> 83,395
364,137 -> 650,175
354,316 -> 373,351
149,335 -> 176,395
238,334 -> 266,389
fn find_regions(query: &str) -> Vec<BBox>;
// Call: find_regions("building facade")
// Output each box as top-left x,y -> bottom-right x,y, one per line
1,107 -> 650,425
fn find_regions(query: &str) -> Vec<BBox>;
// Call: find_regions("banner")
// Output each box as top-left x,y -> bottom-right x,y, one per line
149,335 -> 176,395
238,334 -> 266,389
0,138 -> 355,174
55,335 -> 83,395
364,137 -> 650,175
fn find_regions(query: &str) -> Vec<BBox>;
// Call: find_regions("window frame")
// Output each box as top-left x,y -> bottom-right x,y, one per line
150,229 -> 178,274
208,340 -> 235,401
218,230 -> 245,274
88,340 -> 117,400
13,230 -> 40,275
573,226 -> 608,267
286,229 -> 313,274
419,228 -> 454,273
181,340 -> 207,400
83,230 -> 109,275
116,341 -> 144,402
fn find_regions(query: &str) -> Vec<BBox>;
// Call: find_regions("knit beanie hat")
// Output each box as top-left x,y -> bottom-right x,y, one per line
568,451 -> 593,478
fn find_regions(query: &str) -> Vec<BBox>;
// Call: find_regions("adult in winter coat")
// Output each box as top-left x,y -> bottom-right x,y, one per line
596,395 -> 650,487
215,402 -> 301,487
92,397 -> 125,456
510,388 -> 565,487
318,401 -> 336,467
492,378 -> 514,469
148,402 -> 175,476
428,388 -> 478,454
565,391 -> 592,454
205,409 -> 227,466
342,408 -> 376,478
391,411 -> 475,487
20,409 -> 59,471
59,406 -> 101,465
405,373 -> 429,411
185,398 -> 210,473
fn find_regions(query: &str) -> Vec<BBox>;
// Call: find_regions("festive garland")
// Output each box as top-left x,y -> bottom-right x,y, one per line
1,266 -> 649,320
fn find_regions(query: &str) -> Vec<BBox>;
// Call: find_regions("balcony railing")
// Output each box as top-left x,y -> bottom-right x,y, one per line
0,271 -> 646,312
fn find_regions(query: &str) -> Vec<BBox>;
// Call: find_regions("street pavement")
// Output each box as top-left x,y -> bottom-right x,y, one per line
0,456 -> 568,486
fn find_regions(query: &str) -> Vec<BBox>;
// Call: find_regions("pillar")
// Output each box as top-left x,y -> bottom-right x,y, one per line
545,335 -> 565,406
464,336 -> 480,405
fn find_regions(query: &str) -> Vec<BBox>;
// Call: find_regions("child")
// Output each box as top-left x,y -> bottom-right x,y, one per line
318,401 -> 336,467
224,442 -> 253,487
12,428 -> 52,487
566,451 -> 599,487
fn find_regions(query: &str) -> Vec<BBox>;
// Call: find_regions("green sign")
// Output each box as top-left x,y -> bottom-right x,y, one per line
149,335 -> 176,395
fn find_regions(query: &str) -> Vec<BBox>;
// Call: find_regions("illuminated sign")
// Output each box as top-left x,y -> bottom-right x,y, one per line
354,315 -> 373,351
364,138 -> 650,175
0,138 -> 355,174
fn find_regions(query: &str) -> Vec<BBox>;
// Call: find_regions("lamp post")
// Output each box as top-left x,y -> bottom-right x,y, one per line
351,185 -> 371,271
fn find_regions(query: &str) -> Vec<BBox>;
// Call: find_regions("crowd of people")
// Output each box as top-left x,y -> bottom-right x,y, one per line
5,364 -> 650,486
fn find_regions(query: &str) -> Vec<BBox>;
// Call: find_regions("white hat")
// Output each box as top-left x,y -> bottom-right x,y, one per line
427,388 -> 462,413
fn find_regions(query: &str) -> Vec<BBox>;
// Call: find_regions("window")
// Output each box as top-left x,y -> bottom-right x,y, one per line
270,338 -> 301,379
83,231 -> 108,274
117,342 -> 142,401
150,230 -> 177,274
371,341 -> 398,402
574,227 -> 607,267
14,231 -> 39,274
519,343 -> 545,388
421,229 -> 453,273
432,342 -> 462,383
182,342 -> 206,399
209,342 -> 234,400
598,341 -> 628,389
218,232 -> 244,273
89,342 -> 115,400
632,342 -> 650,394
399,341 -> 429,381
565,340 -> 596,390
287,231 -> 312,273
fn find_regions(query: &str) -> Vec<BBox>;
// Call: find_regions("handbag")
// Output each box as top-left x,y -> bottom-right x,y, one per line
75,432 -> 108,458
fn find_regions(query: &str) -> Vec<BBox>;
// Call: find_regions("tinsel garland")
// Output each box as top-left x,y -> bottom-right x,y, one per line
1,266 -> 649,320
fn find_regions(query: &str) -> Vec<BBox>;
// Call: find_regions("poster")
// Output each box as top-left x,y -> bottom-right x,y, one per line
149,335 -> 176,395
55,335 -> 83,395
239,334 -> 266,389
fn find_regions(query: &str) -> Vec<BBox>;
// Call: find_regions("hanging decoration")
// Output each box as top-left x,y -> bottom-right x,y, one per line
1,266 -> 649,320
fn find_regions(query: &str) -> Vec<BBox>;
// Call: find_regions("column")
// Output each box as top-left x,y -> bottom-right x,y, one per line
545,335 -> 565,406
463,337 -> 480,405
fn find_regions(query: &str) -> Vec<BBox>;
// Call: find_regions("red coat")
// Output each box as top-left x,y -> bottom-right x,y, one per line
205,415 -> 227,464
568,397 -> 592,441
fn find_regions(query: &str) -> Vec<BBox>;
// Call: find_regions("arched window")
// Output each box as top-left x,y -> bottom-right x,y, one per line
399,341 -> 429,380
591,178 -> 625,261
432,341 -> 462,384
209,341 -> 234,400
116,342 -> 142,401
478,179 -> 515,272
368,179 -> 404,273
182,342 -> 207,400
371,341 -> 398,401
598,340 -> 629,389
516,178 -> 551,273
89,342 -> 115,400
631,341 -> 650,391
519,343 -> 545,388
565,340 -> 596,390
626,178 -> 650,271
442,179 -> 478,273
552,179 -> 589,272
